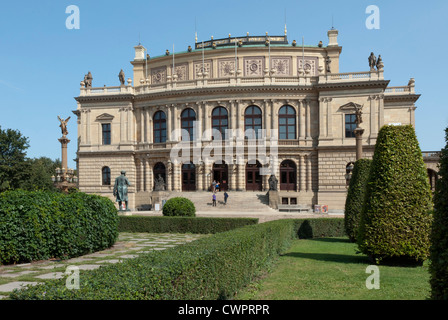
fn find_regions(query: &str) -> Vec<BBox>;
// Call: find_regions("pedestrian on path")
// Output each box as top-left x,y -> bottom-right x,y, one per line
212,193 -> 217,206
223,191 -> 228,205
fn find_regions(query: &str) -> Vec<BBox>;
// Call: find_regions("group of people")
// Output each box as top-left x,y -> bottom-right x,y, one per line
211,180 -> 228,207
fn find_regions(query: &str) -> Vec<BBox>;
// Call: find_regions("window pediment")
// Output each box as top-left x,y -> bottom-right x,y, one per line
96,113 -> 115,122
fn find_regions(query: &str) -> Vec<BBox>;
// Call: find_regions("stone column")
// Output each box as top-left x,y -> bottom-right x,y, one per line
299,99 -> 305,139
144,158 -> 151,191
147,108 -> 152,144
306,154 -> 312,192
166,160 -> 173,191
166,105 -> 172,142
197,162 -> 204,191
319,98 -> 326,138
173,161 -> 181,191
85,108 -> 91,145
355,127 -> 365,160
305,99 -> 311,140
326,98 -> 333,138
127,106 -> 134,143
58,136 -> 70,175
299,155 -> 306,192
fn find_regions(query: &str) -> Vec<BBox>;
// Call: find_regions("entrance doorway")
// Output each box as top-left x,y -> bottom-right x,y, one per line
246,161 -> 262,191
213,162 -> 228,191
280,160 -> 297,191
182,163 -> 196,191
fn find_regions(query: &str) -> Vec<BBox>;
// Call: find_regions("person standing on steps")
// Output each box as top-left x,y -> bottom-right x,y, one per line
212,193 -> 217,207
223,191 -> 228,205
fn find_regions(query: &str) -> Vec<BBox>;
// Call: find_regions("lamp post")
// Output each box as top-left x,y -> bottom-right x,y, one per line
345,162 -> 355,188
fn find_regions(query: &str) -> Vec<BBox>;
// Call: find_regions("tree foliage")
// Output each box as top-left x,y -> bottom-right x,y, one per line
0,126 -> 30,191
357,125 -> 433,264
344,159 -> 372,242
430,127 -> 448,299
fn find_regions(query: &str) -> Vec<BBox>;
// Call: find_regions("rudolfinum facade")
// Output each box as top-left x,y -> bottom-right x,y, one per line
73,28 -> 421,212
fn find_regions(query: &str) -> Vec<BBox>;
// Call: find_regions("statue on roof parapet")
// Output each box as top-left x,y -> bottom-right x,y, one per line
83,71 -> 93,88
118,69 -> 125,85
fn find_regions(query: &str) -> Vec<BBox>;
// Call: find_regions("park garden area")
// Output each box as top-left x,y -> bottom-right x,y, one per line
0,124 -> 447,301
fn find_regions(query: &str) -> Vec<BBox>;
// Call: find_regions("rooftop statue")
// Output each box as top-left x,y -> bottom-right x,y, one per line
368,52 -> 377,71
118,69 -> 125,85
83,71 -> 93,88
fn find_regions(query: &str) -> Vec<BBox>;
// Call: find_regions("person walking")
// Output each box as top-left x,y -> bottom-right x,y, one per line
215,181 -> 220,192
212,193 -> 217,207
223,191 -> 228,205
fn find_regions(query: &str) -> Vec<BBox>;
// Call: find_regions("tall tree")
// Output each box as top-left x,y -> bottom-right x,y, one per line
0,126 -> 30,191
357,125 -> 433,264
430,127 -> 448,299
20,157 -> 61,191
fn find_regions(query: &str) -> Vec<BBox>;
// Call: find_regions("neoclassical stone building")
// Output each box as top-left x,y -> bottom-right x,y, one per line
73,28 -> 422,212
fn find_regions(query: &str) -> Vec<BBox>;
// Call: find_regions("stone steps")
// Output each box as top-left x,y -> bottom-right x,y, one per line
165,191 -> 276,212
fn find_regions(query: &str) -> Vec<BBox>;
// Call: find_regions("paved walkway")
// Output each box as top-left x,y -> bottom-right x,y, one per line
0,232 -> 205,300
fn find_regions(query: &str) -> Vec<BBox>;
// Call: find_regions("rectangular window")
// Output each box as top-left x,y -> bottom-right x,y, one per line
102,123 -> 111,145
345,114 -> 356,138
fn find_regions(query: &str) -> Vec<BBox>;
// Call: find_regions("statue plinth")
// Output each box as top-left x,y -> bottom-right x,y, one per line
268,190 -> 279,210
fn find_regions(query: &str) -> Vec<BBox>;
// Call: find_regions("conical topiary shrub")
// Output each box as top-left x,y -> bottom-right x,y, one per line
430,127 -> 448,299
357,125 -> 433,264
344,158 -> 372,242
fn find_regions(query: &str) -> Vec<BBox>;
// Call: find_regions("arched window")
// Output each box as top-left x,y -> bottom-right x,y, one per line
153,111 -> 167,143
212,106 -> 228,140
102,166 -> 111,185
181,108 -> 196,141
278,105 -> 296,140
244,105 -> 262,139
280,160 -> 296,191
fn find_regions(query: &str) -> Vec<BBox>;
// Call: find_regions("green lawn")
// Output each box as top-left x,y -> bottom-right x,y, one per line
236,237 -> 431,300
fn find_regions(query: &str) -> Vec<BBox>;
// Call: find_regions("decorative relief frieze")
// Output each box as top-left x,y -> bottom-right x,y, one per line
194,60 -> 212,78
174,63 -> 188,81
218,59 -> 236,77
151,67 -> 167,84
271,57 -> 291,75
298,57 -> 318,76
244,57 -> 264,77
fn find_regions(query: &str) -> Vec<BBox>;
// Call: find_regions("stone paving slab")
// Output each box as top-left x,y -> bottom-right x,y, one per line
0,281 -> 41,292
0,232 -> 205,298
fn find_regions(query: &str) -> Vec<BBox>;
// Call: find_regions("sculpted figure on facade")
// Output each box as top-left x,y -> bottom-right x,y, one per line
154,174 -> 166,191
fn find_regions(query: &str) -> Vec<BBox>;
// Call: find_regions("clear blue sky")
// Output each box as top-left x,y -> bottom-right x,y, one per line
1,0 -> 447,170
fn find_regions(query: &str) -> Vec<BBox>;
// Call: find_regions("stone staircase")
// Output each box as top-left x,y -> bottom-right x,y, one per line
164,191 -> 277,212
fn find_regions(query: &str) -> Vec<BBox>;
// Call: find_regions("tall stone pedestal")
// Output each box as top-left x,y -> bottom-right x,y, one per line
151,191 -> 168,211
268,190 -> 279,210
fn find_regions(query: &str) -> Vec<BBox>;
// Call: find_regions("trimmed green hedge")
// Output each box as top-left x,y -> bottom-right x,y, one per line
9,218 -> 344,300
344,159 -> 372,242
0,190 -> 119,265
118,216 -> 259,234
357,125 -> 433,264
